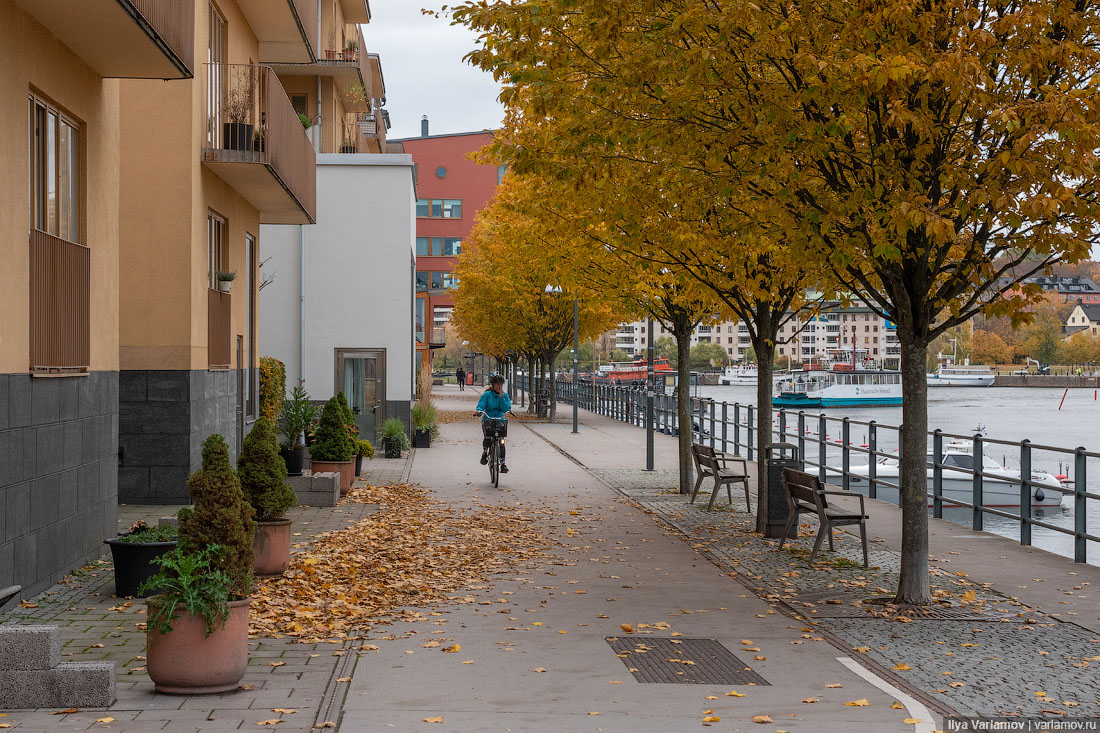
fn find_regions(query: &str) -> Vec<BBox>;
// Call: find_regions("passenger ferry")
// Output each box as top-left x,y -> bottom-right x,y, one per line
719,364 -> 760,385
594,357 -> 674,384
774,349 -> 902,407
926,362 -> 995,387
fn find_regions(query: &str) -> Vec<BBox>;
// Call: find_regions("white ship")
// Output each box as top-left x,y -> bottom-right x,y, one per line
719,364 -> 760,385
926,339 -> 994,386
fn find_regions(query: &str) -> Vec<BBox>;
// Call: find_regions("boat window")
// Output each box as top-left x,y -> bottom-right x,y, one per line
943,454 -> 974,470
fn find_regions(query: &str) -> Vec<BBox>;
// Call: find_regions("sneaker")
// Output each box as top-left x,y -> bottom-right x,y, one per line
500,464 -> 509,473
480,453 -> 489,465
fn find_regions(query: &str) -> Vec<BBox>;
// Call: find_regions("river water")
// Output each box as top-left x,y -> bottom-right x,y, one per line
694,384 -> 1100,564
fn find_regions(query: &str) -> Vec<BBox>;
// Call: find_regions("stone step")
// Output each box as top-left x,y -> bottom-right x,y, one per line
0,661 -> 115,709
289,472 -> 340,507
0,625 -> 59,671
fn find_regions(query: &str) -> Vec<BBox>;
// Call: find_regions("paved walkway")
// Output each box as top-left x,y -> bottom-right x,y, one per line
5,386 -> 1100,730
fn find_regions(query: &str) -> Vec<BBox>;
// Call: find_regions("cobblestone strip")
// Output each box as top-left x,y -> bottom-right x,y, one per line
590,468 -> 1100,720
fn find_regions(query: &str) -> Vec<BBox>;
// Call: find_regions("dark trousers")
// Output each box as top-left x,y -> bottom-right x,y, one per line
481,421 -> 507,461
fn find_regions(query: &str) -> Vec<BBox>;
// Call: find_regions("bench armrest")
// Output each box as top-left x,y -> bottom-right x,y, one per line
714,452 -> 748,471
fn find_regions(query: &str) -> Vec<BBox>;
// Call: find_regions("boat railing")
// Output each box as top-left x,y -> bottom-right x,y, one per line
529,375 -> 1100,565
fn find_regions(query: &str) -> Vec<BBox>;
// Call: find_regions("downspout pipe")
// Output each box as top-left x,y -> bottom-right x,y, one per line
300,224 -> 307,384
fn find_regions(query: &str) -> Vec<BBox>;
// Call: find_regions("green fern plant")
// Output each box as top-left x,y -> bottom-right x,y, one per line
141,544 -> 232,636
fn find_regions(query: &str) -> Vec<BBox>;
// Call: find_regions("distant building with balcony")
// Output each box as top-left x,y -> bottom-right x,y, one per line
390,123 -> 502,372
117,0 -> 318,503
0,0 -> 194,607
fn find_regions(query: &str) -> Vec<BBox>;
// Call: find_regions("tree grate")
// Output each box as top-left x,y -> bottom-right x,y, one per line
605,637 -> 770,685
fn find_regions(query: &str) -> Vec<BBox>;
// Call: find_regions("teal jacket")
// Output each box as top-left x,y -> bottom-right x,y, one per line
476,389 -> 511,420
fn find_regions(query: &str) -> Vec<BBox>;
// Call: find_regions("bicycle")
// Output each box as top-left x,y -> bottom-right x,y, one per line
476,410 -> 514,487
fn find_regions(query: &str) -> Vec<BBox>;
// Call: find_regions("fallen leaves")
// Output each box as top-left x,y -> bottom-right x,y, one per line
752,715 -> 773,724
702,716 -> 721,723
96,717 -> 115,724
844,699 -> 870,707
269,661 -> 286,667
620,623 -> 634,633
422,716 -> 444,724
249,483 -> 547,639
443,644 -> 460,653
256,720 -> 284,726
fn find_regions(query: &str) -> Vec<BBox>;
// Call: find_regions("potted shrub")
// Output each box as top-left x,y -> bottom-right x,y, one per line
411,404 -> 438,449
298,113 -> 312,129
340,138 -> 357,154
144,434 -> 255,694
380,418 -> 410,459
344,37 -> 358,61
308,396 -> 356,494
278,380 -> 316,476
104,520 -> 178,598
221,68 -> 255,151
216,270 -> 236,293
239,418 -> 297,577
355,439 -> 374,477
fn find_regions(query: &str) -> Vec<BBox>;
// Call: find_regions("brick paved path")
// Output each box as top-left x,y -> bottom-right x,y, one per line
0,451 -> 411,732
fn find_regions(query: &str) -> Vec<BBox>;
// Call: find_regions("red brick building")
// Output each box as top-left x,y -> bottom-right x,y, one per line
390,121 -> 501,371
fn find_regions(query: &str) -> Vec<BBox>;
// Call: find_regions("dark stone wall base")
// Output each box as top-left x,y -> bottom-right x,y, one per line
118,370 -> 239,504
0,372 -> 119,612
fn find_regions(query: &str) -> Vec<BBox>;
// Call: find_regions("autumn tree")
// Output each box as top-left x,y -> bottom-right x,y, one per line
971,330 -> 1012,366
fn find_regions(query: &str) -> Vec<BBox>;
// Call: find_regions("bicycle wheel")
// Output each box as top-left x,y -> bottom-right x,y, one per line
489,441 -> 498,486
493,439 -> 501,488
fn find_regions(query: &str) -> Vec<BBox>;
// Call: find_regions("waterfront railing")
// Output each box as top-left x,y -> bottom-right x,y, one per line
523,377 -> 1100,565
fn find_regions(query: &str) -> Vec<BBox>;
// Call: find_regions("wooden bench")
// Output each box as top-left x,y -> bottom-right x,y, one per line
690,444 -> 751,512
778,468 -> 869,567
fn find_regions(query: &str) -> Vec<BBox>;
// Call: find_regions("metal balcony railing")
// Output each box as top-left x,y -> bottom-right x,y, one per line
30,229 -> 90,372
208,288 -> 231,368
204,63 -> 317,222
129,0 -> 195,72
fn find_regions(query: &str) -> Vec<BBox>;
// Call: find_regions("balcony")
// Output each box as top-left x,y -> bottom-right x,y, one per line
30,229 -> 90,373
341,0 -> 371,23
268,22 -> 368,92
314,112 -> 384,154
14,0 -> 194,78
208,289 -> 231,369
428,327 -> 447,349
239,0 -> 315,63
202,64 -> 317,224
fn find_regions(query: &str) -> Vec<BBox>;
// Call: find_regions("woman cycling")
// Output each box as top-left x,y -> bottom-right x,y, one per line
476,373 -> 511,473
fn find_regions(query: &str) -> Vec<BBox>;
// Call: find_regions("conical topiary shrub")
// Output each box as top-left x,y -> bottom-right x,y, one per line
178,434 -> 255,599
336,391 -> 359,451
239,418 -> 296,522
309,396 -> 356,462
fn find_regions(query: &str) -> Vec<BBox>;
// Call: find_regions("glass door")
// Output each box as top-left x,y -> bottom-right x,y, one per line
337,349 -> 385,444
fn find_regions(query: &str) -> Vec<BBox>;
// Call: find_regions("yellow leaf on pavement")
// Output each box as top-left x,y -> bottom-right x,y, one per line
96,718 -> 115,724
269,661 -> 285,667
272,709 -> 298,714
891,701 -> 905,709
845,699 -> 870,707
801,697 -> 819,704
825,683 -> 842,688
620,623 -> 634,633
702,716 -> 721,723
752,715 -> 773,724
256,721 -> 284,726
725,690 -> 745,697
904,719 -> 921,725
892,663 -> 912,670
422,717 -> 444,724
442,644 -> 460,653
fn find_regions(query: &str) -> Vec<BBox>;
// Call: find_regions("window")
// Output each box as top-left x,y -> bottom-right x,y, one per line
415,297 -> 425,342
207,211 -> 226,288
443,237 -> 462,255
498,164 -> 508,185
30,96 -> 80,242
435,166 -> 447,178
245,233 -> 257,417
415,198 -> 463,218
415,271 -> 430,290
290,95 -> 308,117
415,237 -> 430,256
443,272 -> 459,289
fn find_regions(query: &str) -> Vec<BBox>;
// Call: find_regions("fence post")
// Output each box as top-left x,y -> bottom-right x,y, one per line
932,429 -> 943,518
1020,439 -> 1032,547
746,404 -> 755,461
973,433 -> 984,531
733,403 -> 741,454
841,417 -> 851,491
797,411 -> 805,463
1075,447 -> 1087,563
721,402 -> 728,454
709,400 -> 716,449
818,413 -> 827,483
868,421 -> 877,500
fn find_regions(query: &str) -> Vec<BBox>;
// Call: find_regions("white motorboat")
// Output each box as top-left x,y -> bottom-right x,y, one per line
843,442 -> 1063,508
927,364 -> 995,387
719,364 -> 760,385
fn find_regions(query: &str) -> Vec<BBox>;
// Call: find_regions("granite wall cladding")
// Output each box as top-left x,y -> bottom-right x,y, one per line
118,370 -> 240,504
0,372 -> 119,611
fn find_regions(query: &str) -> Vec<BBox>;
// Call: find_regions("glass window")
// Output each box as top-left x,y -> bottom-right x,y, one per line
432,237 -> 443,256
416,198 -> 430,217
431,272 -> 444,289
435,166 -> 447,178
415,271 -> 430,290
207,212 -> 225,289
443,238 -> 462,256
443,273 -> 459,289
498,164 -> 508,185
30,97 -> 80,242
442,199 -> 462,218
431,199 -> 443,217
416,237 -> 430,256
415,298 -> 425,342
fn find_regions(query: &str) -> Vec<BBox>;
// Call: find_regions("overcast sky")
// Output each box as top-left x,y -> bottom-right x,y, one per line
363,2 -> 504,140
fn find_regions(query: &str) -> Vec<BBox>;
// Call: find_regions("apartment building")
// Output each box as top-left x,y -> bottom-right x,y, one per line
390,124 -> 502,373
117,1 -> 318,503
1,0 -> 194,607
618,298 -> 899,367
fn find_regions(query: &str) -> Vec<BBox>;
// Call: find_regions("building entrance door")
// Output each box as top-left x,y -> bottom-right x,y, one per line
336,349 -> 386,445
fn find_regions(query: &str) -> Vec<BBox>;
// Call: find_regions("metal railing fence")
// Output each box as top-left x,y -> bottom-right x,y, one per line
530,376 -> 1100,564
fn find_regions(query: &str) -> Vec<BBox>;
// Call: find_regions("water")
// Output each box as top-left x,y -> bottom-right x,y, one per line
694,384 -> 1100,564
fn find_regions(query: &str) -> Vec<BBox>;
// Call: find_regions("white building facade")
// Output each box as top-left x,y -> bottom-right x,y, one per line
260,154 -> 417,443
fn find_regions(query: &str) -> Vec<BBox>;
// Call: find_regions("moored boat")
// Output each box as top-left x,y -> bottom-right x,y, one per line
926,363 -> 995,387
774,364 -> 903,407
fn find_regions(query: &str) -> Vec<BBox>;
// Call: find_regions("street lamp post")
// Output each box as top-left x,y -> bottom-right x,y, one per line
645,316 -> 654,471
572,294 -> 579,434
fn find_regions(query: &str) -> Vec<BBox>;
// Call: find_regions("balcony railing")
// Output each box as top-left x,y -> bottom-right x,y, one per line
208,288 -> 231,368
429,327 -> 447,347
30,229 -> 90,372
203,63 -> 317,223
129,0 -> 195,73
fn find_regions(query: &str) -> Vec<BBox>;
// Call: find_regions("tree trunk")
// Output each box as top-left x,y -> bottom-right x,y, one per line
675,325 -> 693,494
896,336 -> 932,606
549,354 -> 558,423
752,338 -> 776,534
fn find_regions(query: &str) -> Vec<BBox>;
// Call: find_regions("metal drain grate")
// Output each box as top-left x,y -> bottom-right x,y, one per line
605,637 -> 769,685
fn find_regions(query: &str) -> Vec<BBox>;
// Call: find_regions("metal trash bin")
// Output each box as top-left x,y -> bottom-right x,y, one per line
765,443 -> 803,538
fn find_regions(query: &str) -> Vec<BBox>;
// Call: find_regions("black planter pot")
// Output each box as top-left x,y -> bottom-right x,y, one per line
355,454 -> 364,476
383,437 -> 402,459
104,537 -> 178,597
413,430 -> 431,449
280,447 -> 305,476
223,122 -> 254,151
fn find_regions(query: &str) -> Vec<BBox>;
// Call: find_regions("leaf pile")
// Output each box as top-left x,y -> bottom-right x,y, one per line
249,482 -> 547,640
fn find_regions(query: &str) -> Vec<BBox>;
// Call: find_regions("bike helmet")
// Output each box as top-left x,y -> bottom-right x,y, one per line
489,373 -> 505,385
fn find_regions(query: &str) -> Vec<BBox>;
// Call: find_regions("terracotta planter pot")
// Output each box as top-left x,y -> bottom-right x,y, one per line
253,519 -> 291,577
310,459 -> 353,495
145,598 -> 250,695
